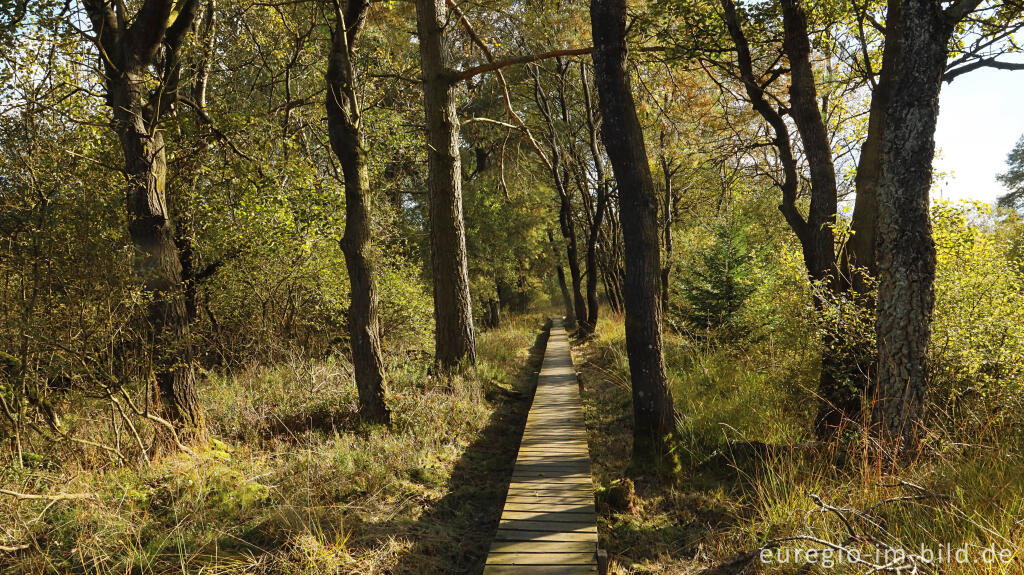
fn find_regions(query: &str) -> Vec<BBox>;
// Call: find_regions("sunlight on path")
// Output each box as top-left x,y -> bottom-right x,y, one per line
483,319 -> 605,574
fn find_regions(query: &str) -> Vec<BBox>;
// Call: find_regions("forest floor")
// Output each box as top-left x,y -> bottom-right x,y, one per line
0,315 -> 550,574
576,314 -> 1024,575
6,311 -> 1024,574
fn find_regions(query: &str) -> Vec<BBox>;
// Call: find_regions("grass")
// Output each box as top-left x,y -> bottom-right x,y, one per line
0,313 -> 549,574
577,313 -> 1024,575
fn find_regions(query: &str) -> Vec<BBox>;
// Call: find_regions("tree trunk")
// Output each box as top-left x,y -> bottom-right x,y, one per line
781,0 -> 860,437
847,0 -> 898,286
559,183 -> 589,331
415,0 -> 476,371
582,190 -> 607,336
84,0 -> 206,444
817,2 -> 899,438
326,1 -> 390,425
580,64 -> 606,336
550,230 -> 578,327
591,0 -> 679,472
726,0 -> 860,438
781,0 -> 838,287
659,155 -> 674,313
115,84 -> 206,443
873,0 -> 953,450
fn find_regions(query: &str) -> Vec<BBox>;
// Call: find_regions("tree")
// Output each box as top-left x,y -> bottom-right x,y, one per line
325,0 -> 390,424
871,0 -> 968,450
997,136 -> 1024,210
580,62 -> 610,336
414,0 -> 477,371
681,224 -> 756,331
591,0 -> 679,471
531,62 -> 587,331
82,0 -> 206,444
719,0 -> 855,437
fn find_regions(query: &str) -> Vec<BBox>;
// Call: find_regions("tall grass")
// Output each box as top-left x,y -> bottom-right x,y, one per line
578,313 -> 1024,575
0,315 -> 547,574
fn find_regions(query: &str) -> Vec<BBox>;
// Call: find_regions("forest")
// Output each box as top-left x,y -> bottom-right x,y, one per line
2,0 -> 1024,572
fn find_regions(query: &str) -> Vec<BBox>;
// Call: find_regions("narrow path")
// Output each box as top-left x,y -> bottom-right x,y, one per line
484,318 -> 603,574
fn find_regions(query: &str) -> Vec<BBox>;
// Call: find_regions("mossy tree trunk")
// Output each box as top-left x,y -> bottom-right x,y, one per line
83,0 -> 206,444
325,0 -> 390,424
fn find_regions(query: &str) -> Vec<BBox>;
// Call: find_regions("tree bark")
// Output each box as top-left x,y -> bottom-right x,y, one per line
580,63 -> 606,336
325,0 -> 390,425
591,0 -> 679,472
415,0 -> 477,370
548,229 -> 577,327
873,0 -> 958,450
83,0 -> 206,444
659,153 -> 675,313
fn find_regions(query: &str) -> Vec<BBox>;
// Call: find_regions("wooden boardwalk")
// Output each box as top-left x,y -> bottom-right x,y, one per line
484,318 -> 604,574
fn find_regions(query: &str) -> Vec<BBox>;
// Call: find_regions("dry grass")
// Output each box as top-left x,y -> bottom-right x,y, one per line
0,314 -> 550,574
578,314 -> 1024,575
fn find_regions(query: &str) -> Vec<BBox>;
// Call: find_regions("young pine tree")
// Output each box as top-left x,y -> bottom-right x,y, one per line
681,225 -> 756,331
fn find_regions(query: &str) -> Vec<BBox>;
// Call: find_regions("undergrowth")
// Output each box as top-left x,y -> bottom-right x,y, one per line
579,314 -> 1024,575
0,314 -> 548,574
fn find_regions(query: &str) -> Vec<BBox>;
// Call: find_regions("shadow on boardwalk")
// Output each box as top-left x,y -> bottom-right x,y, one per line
387,320 -> 551,574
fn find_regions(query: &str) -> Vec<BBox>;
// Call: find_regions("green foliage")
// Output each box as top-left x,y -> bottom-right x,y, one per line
930,200 -> 1024,420
997,135 -> 1024,211
679,224 -> 757,331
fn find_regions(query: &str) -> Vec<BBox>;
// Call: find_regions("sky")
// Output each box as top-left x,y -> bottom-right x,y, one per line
932,63 -> 1024,204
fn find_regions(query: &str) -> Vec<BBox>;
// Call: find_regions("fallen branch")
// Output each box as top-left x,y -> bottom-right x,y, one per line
0,488 -> 97,502
0,542 -> 30,553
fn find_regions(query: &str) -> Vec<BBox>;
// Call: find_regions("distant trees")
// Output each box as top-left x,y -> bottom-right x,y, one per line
998,136 -> 1024,210
531,62 -> 588,332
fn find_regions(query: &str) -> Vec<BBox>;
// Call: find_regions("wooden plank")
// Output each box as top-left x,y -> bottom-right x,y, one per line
508,470 -> 592,477
486,552 -> 597,565
493,528 -> 598,542
506,483 -> 593,491
512,466 -> 593,474
504,502 -> 596,513
508,471 -> 592,479
505,494 -> 594,503
497,519 -> 597,533
505,489 -> 594,499
483,566 -> 598,574
513,462 -> 591,469
485,319 -> 600,571
489,541 -> 597,554
500,510 -> 597,522
507,480 -> 593,489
